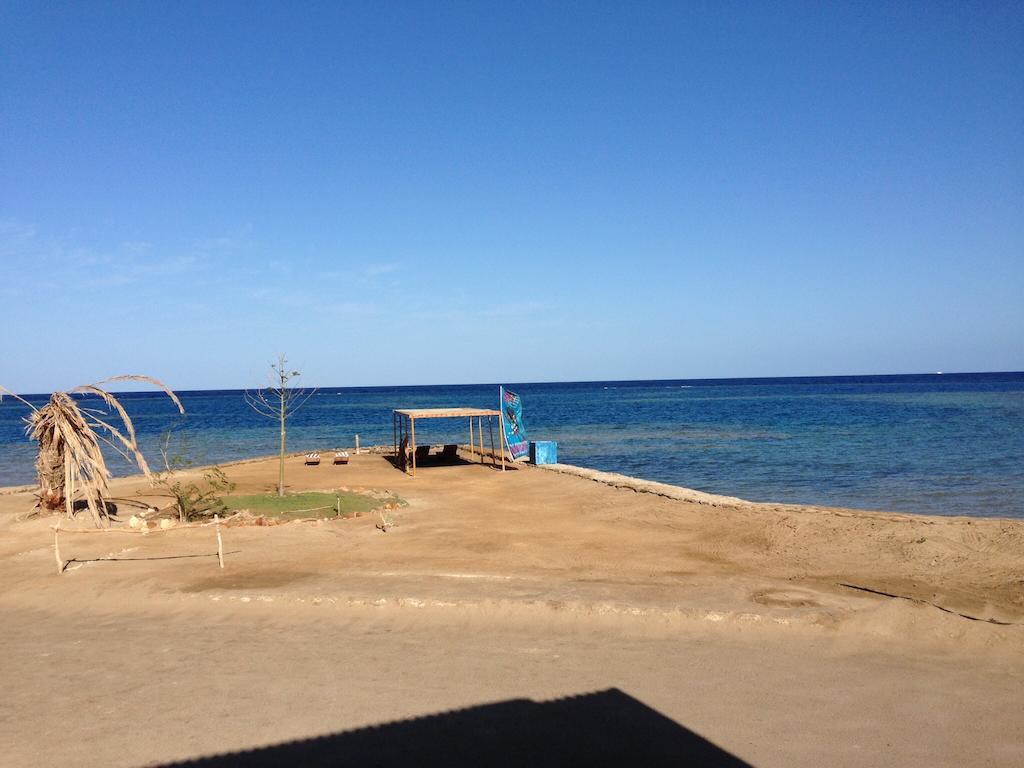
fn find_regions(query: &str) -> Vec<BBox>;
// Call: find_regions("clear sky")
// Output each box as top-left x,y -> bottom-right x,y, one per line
1,1 -> 1021,392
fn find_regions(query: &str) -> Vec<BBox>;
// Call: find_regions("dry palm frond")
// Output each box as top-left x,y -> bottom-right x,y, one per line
0,386 -> 34,410
1,376 -> 184,527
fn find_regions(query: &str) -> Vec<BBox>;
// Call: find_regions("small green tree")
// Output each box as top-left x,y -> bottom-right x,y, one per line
244,354 -> 316,497
151,430 -> 235,523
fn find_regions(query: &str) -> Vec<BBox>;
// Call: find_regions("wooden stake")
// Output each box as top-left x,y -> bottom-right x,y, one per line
355,434 -> 360,455
215,514 -> 224,569
54,522 -> 63,574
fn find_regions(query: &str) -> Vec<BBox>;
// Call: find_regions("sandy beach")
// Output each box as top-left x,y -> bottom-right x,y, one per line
5,1 -> 1021,764
1,451 -> 1021,766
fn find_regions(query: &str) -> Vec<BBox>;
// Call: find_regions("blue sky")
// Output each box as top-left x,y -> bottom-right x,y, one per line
1,1 -> 1021,392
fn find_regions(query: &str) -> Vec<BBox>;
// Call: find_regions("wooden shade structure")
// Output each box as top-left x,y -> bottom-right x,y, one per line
393,407 -> 505,476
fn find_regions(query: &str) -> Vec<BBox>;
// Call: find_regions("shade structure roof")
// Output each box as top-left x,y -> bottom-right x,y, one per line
394,407 -> 500,419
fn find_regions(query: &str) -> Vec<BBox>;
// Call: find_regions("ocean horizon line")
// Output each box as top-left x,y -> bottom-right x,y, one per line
6,370 -> 1023,399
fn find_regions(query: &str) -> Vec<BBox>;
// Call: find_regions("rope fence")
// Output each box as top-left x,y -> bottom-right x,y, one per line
50,496 -> 358,574
52,513 -> 232,574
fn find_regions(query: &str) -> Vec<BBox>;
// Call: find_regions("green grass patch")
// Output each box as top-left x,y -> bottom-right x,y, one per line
223,490 -> 396,520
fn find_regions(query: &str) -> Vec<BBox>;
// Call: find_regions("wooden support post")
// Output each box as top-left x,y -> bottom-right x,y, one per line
355,434 -> 360,455
410,417 -> 417,477
469,417 -> 474,459
54,522 -> 63,574
488,416 -> 497,468
215,514 -> 224,569
478,417 -> 485,463
498,405 -> 506,471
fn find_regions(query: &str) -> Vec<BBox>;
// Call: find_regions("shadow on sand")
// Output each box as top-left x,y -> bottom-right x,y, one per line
154,688 -> 749,767
383,450 -> 514,474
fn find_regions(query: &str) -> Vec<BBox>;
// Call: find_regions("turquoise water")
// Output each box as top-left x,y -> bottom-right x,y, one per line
2,373 -> 1022,518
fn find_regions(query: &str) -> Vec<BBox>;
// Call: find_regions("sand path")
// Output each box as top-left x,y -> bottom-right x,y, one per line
1,453 -> 1021,766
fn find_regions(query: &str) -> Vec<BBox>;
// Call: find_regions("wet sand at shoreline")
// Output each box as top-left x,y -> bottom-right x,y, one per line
1,452 -> 1022,766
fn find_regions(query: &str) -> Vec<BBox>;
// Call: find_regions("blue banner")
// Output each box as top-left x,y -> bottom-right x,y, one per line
500,387 -> 529,461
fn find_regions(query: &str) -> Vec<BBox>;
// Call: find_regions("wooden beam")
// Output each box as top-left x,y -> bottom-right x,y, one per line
395,408 -> 500,419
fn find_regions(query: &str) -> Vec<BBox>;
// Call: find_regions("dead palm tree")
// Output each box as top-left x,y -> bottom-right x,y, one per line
0,375 -> 184,527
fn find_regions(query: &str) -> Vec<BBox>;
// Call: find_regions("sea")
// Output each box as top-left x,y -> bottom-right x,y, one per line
2,373 -> 1022,519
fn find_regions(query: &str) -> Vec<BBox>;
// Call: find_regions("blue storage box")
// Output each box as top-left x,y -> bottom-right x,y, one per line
529,441 -> 558,465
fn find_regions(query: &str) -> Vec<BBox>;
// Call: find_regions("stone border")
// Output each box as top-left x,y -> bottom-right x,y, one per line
530,461 -> 1014,525
533,463 -> 751,507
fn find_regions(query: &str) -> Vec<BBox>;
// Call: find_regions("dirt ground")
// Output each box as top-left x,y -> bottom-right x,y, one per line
1,452 -> 1022,767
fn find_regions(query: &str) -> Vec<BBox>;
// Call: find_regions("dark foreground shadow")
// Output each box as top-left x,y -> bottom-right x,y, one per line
155,688 -> 750,767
